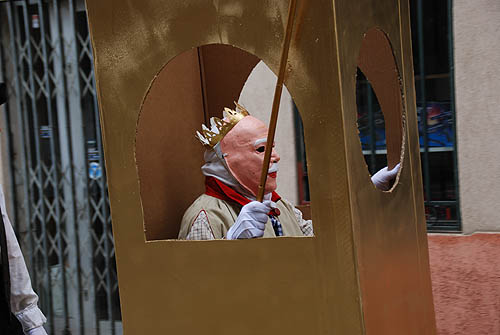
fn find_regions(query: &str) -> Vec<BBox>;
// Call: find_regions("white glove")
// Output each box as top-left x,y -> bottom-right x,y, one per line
226,201 -> 273,239
371,163 -> 401,191
26,326 -> 48,335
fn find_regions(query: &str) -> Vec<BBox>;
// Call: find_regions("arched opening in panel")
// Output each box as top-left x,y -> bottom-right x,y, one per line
136,44 -> 312,241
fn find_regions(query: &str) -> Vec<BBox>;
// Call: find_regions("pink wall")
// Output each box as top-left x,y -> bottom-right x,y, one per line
428,233 -> 500,335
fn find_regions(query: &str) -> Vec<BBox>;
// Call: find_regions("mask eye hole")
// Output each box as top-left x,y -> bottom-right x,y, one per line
256,146 -> 265,153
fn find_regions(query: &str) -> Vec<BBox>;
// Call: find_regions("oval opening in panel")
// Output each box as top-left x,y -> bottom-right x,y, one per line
136,44 -> 312,241
356,68 -> 387,171
356,27 -> 404,191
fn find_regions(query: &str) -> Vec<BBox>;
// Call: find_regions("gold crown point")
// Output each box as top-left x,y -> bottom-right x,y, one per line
196,131 -> 210,146
234,101 -> 248,114
210,118 -> 222,134
196,103 -> 251,148
222,108 -> 232,118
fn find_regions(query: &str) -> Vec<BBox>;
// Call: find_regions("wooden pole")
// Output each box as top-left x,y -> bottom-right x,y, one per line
256,0 -> 298,202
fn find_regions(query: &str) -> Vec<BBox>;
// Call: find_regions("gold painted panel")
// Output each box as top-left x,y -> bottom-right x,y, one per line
85,0 -> 436,334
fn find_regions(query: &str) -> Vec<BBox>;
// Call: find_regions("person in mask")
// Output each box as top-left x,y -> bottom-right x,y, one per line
178,103 -> 399,240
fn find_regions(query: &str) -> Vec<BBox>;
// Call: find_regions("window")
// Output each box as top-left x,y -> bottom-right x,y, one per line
411,0 -> 460,232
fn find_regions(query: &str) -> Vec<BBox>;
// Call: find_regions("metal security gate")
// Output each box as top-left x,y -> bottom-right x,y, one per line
0,0 -> 121,334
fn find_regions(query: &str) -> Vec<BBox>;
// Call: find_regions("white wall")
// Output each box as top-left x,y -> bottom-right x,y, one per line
454,0 -> 500,233
238,61 -> 300,205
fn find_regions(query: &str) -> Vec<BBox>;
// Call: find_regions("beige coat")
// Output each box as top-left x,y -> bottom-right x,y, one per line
179,194 -> 312,239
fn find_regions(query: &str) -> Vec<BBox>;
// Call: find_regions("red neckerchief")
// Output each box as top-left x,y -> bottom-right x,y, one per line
205,176 -> 281,216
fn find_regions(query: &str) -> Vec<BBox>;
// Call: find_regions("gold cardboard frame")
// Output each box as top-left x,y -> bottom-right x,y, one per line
85,0 -> 436,334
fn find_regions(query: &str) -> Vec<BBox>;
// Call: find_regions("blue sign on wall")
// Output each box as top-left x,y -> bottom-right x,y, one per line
89,162 -> 102,180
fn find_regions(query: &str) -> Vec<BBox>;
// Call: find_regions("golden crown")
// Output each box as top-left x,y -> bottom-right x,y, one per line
196,102 -> 250,148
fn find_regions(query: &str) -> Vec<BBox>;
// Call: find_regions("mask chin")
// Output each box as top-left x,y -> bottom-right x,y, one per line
227,165 -> 259,197
227,163 -> 277,197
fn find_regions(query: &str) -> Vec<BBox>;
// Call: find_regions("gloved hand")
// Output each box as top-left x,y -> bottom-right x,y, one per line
26,326 -> 48,335
226,201 -> 273,239
371,163 -> 401,191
